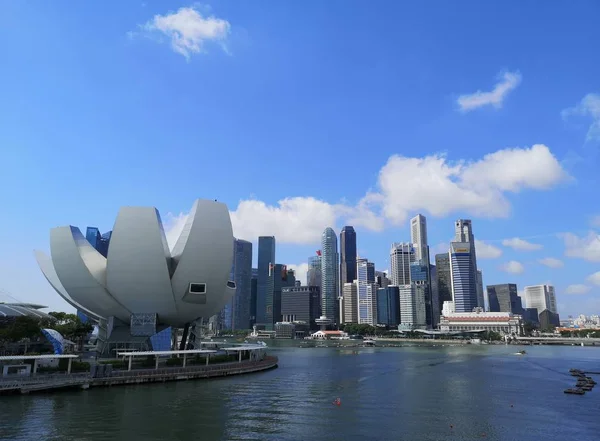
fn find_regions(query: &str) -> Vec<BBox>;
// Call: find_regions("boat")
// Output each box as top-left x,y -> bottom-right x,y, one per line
564,388 -> 585,395
363,339 -> 376,347
514,350 -> 527,355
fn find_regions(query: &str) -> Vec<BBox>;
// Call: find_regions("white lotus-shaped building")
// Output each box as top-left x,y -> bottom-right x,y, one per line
35,199 -> 235,329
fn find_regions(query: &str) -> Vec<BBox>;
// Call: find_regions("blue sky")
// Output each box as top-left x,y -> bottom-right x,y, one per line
0,1 -> 599,317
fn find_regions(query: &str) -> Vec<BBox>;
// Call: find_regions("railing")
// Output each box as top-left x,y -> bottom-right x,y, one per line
0,373 -> 91,391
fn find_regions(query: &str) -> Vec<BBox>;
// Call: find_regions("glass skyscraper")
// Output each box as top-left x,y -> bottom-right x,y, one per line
377,286 -> 400,327
265,264 -> 296,329
450,242 -> 478,313
232,239 -> 252,330
307,254 -> 322,287
340,226 -> 357,285
320,227 -> 339,323
357,258 -> 376,325
256,236 -> 276,326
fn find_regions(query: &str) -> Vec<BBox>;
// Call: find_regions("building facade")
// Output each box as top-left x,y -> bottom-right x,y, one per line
390,243 -> 415,286
256,236 -> 276,326
435,253 -> 452,314
524,285 -> 557,315
450,242 -> 478,313
250,268 -> 258,327
281,285 -> 321,329
487,283 -> 523,314
307,253 -> 322,287
232,239 -> 253,330
410,214 -> 429,263
398,284 -> 426,330
476,270 -> 484,310
340,226 -> 357,286
265,264 -> 296,329
342,282 -> 358,324
439,309 -> 523,335
377,285 -> 400,327
357,258 -> 376,325
321,227 -> 339,323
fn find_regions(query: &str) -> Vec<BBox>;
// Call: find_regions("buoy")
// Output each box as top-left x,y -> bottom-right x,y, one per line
450,425 -> 453,429
510,404 -> 514,408
333,398 -> 341,406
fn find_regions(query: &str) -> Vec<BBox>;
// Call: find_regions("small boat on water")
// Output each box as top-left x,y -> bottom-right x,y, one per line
564,388 -> 585,395
363,339 -> 376,347
514,350 -> 527,355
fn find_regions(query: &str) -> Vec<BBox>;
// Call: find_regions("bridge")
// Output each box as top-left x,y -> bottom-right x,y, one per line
515,336 -> 600,345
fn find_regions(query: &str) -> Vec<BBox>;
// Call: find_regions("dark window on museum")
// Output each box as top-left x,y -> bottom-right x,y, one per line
227,281 -> 236,288
189,283 -> 206,294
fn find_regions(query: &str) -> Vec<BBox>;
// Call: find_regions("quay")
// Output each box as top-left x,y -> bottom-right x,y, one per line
0,345 -> 277,396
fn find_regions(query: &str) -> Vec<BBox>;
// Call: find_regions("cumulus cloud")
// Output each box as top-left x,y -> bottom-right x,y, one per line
562,93 -> 600,141
538,257 -> 564,268
475,240 -> 503,259
500,260 -> 524,274
457,71 -> 522,112
502,237 -> 543,251
163,211 -> 189,251
586,271 -> 600,286
162,144 -> 568,245
565,284 -> 591,295
287,263 -> 308,286
562,231 -> 600,262
137,5 -> 231,60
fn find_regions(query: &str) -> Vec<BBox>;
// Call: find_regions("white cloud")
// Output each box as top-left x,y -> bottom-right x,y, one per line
565,284 -> 591,295
287,263 -> 308,286
457,71 -> 522,112
538,257 -> 564,268
475,239 -> 502,259
138,5 -> 231,60
502,237 -> 543,251
162,144 -> 568,245
163,211 -> 189,250
500,260 -> 524,274
586,271 -> 600,286
562,231 -> 600,262
561,93 -> 600,141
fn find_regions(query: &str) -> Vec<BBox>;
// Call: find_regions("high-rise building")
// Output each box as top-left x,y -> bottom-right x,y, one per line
265,264 -> 295,329
435,253 -> 452,314
410,214 -> 429,263
321,227 -> 339,323
281,285 -> 321,329
524,285 -> 557,315
357,258 -> 376,325
476,270 -> 484,310
398,284 -> 426,329
487,283 -> 523,314
430,264 -> 439,324
453,219 -> 481,308
232,239 -> 252,330
390,243 -> 415,286
256,236 -> 276,326
377,286 -> 400,327
250,268 -> 258,327
340,226 -> 357,286
307,253 -> 322,287
342,282 -> 358,324
375,271 -> 391,289
411,260 -> 436,327
449,242 -> 478,312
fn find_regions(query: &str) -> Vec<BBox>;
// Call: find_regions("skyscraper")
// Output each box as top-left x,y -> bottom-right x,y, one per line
321,227 -> 339,322
453,219 -> 481,308
357,258 -> 376,325
435,254 -> 452,317
250,268 -> 258,327
399,284 -> 426,329
340,226 -> 357,286
307,253 -> 322,287
410,214 -> 428,263
256,236 -> 276,326
389,243 -> 415,286
377,286 -> 400,327
449,242 -> 478,312
232,239 -> 253,330
265,264 -> 296,329
342,282 -> 358,324
487,283 -> 523,314
476,270 -> 484,310
524,285 -> 557,315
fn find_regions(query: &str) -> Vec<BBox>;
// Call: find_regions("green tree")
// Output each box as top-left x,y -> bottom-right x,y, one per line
43,312 -> 93,350
0,316 -> 42,343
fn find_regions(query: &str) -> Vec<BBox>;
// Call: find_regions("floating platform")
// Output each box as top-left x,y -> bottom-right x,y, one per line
0,356 -> 278,396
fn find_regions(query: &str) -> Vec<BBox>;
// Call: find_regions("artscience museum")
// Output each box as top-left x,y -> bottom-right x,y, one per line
34,199 -> 236,355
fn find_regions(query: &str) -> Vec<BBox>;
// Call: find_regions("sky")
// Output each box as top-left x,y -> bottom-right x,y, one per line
0,1 -> 599,318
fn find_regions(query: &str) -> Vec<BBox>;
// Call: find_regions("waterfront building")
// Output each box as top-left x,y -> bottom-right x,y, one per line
250,268 -> 258,327
435,253 -> 452,314
256,236 -> 276,327
439,308 -> 523,335
342,282 -> 358,324
524,285 -> 557,315
410,260 -> 436,327
265,264 -> 296,330
453,219 -> 482,308
310,330 -> 348,339
487,284 -> 523,314
340,226 -> 357,286
321,227 -> 339,323
274,321 -> 310,338
449,242 -> 478,313
376,285 -> 400,327
476,270 -> 485,310
539,309 -> 560,330
390,243 -> 415,286
410,214 -> 429,263
281,285 -> 321,330
232,239 -> 253,330
398,284 -> 426,330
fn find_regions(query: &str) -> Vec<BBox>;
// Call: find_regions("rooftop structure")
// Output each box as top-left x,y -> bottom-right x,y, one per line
0,303 -> 53,320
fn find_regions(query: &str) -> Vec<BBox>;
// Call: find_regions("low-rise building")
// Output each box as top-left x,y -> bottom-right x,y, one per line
274,321 -> 310,339
439,308 -> 523,335
310,330 -> 348,340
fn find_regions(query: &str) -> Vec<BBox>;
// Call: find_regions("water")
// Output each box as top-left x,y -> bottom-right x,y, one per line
1,344 -> 599,441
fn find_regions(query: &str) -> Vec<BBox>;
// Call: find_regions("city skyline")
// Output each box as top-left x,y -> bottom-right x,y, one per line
1,2 -> 599,319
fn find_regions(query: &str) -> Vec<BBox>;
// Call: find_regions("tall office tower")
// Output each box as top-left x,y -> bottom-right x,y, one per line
281,286 -> 321,329
340,226 -> 357,286
256,236 -> 276,326
321,227 -> 339,322
454,219 -> 481,306
342,282 -> 358,324
265,264 -> 295,329
410,214 -> 429,263
357,258 -> 376,325
487,283 -> 523,314
524,285 -> 557,315
399,284 -> 426,329
476,270 -> 485,310
232,239 -> 253,330
430,265 -> 439,324
376,271 -> 391,289
377,286 -> 400,327
250,268 -> 258,327
307,253 -> 322,287
449,242 -> 478,312
411,260 -> 436,327
435,254 -> 452,313
390,243 -> 415,286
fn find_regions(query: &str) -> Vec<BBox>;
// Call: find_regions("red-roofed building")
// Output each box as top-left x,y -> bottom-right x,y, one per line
440,308 -> 523,335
